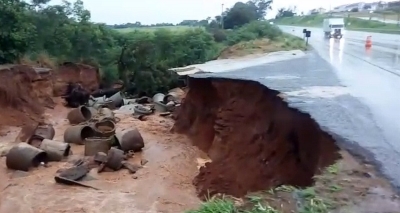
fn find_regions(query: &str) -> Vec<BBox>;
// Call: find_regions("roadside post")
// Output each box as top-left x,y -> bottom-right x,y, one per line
305,30 -> 311,46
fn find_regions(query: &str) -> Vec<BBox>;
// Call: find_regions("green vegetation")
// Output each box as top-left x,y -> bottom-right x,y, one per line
1,0 -> 305,96
274,14 -> 400,34
115,25 -> 200,33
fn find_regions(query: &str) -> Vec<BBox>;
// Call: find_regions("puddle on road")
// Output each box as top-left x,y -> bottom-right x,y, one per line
285,86 -> 349,98
261,75 -> 299,80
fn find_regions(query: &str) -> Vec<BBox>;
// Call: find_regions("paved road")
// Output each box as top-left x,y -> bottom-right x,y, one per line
284,26 -> 400,189
191,28 -> 400,190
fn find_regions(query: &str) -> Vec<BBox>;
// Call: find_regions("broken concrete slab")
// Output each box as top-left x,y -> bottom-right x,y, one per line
169,50 -> 305,75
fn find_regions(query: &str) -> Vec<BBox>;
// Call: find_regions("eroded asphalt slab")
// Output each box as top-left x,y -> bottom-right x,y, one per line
189,51 -> 400,192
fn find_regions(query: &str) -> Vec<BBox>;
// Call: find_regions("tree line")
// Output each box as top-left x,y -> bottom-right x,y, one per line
1,0 -> 284,95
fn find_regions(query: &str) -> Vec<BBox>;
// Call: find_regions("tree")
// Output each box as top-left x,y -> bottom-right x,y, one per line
0,0 -> 36,63
221,0 -> 273,29
223,2 -> 258,29
248,0 -> 273,19
275,7 -> 296,19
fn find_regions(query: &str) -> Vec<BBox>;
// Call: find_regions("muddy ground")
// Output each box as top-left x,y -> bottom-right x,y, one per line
0,98 -> 204,213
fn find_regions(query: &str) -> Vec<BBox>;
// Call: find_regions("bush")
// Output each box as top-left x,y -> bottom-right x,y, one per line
226,21 -> 283,45
210,29 -> 228,42
118,28 -> 220,95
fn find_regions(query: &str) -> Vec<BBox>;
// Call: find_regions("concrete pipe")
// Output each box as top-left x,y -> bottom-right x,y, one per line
92,120 -> 116,137
154,101 -> 168,112
64,125 -> 95,145
39,139 -> 71,161
34,124 -> 55,140
106,147 -> 125,171
152,93 -> 165,103
27,124 -> 55,146
6,143 -> 48,171
90,96 -> 113,109
84,137 -> 112,156
98,108 -> 115,121
109,92 -> 124,108
67,106 -> 92,125
123,98 -> 136,105
134,105 -> 153,115
115,128 -> 144,152
88,95 -> 106,106
163,91 -> 180,103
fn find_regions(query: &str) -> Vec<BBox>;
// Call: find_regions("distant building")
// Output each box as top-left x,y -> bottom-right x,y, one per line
365,1 -> 388,10
333,1 -> 388,12
308,8 -> 327,15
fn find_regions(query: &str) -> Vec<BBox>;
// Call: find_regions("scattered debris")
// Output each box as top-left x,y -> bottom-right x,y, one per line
92,120 -> 116,137
133,105 -> 152,115
39,139 -> 70,161
122,161 -> 142,174
94,152 -> 108,163
105,147 -> 125,171
140,159 -> 148,166
63,82 -> 90,108
64,125 -> 95,145
6,143 -> 48,171
84,137 -> 112,156
159,112 -> 171,117
115,129 -> 144,152
54,165 -> 99,190
3,87 -> 184,193
67,106 -> 92,124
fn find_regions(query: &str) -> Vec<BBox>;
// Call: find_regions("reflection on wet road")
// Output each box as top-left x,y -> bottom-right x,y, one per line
282,26 -> 400,75
281,26 -> 400,189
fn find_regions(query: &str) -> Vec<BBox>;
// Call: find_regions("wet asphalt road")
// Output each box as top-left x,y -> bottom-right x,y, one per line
191,28 -> 400,190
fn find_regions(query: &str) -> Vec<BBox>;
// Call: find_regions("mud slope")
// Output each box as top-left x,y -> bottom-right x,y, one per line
173,77 -> 341,198
53,62 -> 100,96
0,65 -> 52,128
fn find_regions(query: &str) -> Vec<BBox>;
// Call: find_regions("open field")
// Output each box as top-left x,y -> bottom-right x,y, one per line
115,25 -> 202,33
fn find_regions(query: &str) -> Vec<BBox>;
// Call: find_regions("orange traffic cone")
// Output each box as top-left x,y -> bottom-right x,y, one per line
365,36 -> 372,48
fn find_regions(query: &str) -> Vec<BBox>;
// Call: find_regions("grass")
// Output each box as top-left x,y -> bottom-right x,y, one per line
274,14 -> 400,34
115,25 -> 202,33
218,34 -> 307,59
185,150 -> 399,213
185,162 -> 342,213
333,11 -> 399,21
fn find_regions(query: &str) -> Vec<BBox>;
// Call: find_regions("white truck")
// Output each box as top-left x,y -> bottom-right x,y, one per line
323,18 -> 345,39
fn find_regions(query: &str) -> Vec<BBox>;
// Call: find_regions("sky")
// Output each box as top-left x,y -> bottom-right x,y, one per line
51,0 -> 379,25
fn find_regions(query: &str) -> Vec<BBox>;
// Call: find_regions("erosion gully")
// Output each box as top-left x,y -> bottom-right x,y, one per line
0,77 -> 399,212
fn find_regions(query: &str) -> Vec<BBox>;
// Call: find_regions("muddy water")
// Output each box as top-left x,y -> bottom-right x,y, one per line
0,101 -> 202,213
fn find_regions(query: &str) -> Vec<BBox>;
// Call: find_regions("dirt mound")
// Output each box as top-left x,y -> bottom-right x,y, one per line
173,77 -> 340,198
0,65 -> 53,129
53,62 -> 100,96
218,39 -> 283,59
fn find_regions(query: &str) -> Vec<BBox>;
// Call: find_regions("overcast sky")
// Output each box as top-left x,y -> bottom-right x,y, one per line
51,0 -> 379,24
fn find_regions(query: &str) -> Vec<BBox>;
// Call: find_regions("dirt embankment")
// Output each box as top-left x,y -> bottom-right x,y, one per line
0,62 -> 100,131
53,62 -> 100,96
0,65 -> 53,128
173,77 -> 341,198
